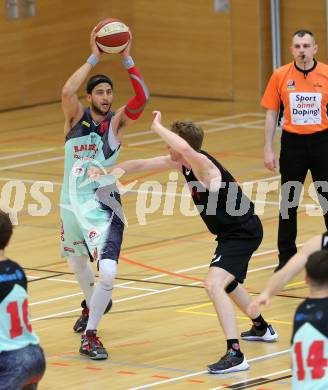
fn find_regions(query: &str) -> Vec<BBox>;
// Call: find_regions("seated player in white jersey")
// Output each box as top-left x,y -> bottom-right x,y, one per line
88,110 -> 278,374
291,250 -> 328,390
0,211 -> 46,390
60,26 -> 148,360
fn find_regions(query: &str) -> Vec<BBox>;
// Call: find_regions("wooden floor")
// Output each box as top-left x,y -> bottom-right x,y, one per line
0,96 -> 325,389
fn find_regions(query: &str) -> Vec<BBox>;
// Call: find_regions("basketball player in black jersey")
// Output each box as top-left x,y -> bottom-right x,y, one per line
88,110 -> 277,373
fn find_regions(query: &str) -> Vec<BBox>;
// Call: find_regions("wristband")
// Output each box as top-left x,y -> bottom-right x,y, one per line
122,56 -> 135,69
87,54 -> 99,67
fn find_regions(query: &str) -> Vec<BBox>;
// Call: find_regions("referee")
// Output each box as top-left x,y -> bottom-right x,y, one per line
262,29 -> 328,271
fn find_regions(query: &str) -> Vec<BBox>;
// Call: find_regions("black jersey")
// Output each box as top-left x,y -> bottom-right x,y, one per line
65,108 -> 118,160
62,108 -> 121,196
0,259 -> 27,304
181,150 -> 255,235
292,297 -> 328,343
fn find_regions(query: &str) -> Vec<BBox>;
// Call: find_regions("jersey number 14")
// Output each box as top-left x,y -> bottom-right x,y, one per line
294,340 -> 328,380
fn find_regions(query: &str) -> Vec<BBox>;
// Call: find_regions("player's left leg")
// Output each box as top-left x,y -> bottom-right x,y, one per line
205,267 -> 249,374
80,205 -> 124,360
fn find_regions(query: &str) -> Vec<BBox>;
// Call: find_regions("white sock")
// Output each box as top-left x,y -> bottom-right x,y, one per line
86,259 -> 117,331
67,255 -> 95,308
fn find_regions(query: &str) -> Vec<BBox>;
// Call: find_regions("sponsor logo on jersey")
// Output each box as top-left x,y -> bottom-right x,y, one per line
99,121 -> 109,134
64,246 -> 75,253
73,144 -> 97,153
82,121 -> 91,127
287,79 -> 296,90
87,229 -> 101,244
0,269 -> 24,282
73,240 -> 84,246
71,166 -> 85,177
73,154 -> 96,161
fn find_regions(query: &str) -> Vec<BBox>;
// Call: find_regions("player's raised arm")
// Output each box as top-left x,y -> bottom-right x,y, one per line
61,28 -> 102,134
150,111 -> 221,190
111,32 -> 149,135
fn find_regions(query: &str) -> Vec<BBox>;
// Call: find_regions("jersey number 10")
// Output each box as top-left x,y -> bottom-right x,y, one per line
6,299 -> 32,338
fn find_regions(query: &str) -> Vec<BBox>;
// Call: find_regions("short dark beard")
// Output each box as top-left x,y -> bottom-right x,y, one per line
91,102 -> 110,117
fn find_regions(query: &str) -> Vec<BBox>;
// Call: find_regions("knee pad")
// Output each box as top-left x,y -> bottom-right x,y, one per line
67,255 -> 89,273
98,259 -> 117,290
225,280 -> 238,294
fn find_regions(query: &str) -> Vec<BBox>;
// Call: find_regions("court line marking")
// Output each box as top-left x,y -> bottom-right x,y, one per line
30,281 -> 202,322
0,148 -> 57,161
177,303 -> 292,325
209,368 -> 291,390
0,156 -> 64,171
28,242 -> 304,326
27,244 -> 303,308
128,349 -> 291,389
124,114 -> 265,140
286,280 -> 305,288
0,114 -> 265,170
6,112 -> 288,387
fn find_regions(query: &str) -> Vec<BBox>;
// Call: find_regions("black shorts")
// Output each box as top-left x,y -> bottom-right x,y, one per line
210,215 -> 263,283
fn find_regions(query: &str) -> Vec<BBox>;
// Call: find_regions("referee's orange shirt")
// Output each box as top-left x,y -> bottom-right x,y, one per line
261,61 -> 328,134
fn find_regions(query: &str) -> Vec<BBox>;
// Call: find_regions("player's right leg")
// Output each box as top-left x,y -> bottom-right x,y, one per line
229,285 -> 278,342
60,208 -> 95,333
78,199 -> 124,360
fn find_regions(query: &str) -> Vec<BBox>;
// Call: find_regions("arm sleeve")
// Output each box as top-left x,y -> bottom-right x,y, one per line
124,65 -> 149,120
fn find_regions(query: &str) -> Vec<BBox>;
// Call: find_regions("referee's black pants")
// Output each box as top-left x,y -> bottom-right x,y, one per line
278,129 -> 328,269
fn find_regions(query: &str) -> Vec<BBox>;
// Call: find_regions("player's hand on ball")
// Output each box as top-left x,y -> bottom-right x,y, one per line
90,27 -> 101,58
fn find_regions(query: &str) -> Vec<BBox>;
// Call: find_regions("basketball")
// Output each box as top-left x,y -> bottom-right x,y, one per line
94,18 -> 130,54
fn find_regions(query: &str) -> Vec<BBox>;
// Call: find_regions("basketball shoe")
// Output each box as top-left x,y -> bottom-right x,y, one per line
207,350 -> 249,374
241,324 -> 278,342
73,299 -> 113,333
80,330 -> 108,360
